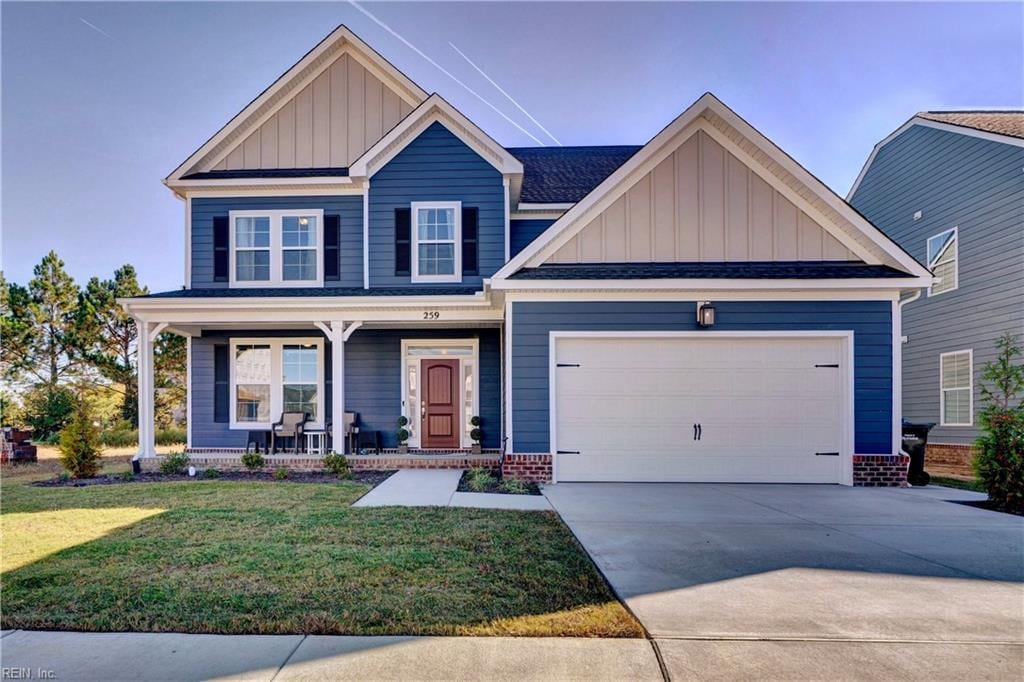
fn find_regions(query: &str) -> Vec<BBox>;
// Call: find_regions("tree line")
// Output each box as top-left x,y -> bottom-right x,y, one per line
1,251 -> 185,442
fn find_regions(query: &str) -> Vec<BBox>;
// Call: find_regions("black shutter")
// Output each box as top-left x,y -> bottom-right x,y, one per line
324,215 -> 340,281
214,345 -> 229,423
462,206 -> 478,275
395,207 -> 411,275
213,216 -> 229,282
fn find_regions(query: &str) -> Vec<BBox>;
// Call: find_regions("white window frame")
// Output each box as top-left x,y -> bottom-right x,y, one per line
410,201 -> 462,283
229,209 -> 325,288
939,349 -> 973,427
926,227 -> 958,297
399,338 -> 480,448
229,337 -> 325,430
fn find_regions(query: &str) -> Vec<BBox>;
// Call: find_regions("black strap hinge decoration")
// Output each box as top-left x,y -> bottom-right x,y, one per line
557,363 -> 581,368
815,451 -> 840,456
815,364 -> 840,368
556,450 -> 580,454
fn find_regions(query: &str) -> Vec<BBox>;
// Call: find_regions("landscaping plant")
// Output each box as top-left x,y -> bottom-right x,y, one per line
159,451 -> 191,475
322,452 -> 352,479
499,477 -> 530,495
201,468 -> 220,479
470,415 -> 482,453
273,467 -> 289,481
241,451 -> 265,470
974,333 -> 1024,513
397,415 -> 410,452
465,467 -> 496,492
57,400 -> 103,478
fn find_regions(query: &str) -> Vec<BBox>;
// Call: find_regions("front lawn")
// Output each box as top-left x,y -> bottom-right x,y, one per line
0,460 -> 641,637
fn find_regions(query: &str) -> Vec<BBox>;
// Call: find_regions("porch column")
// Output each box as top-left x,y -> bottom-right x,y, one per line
330,320 -> 345,454
135,320 -> 168,459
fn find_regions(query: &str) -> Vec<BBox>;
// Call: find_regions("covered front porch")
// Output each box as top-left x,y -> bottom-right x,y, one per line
122,291 -> 505,465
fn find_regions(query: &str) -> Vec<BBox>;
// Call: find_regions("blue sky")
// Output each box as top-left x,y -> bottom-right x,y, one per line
2,1 -> 1021,292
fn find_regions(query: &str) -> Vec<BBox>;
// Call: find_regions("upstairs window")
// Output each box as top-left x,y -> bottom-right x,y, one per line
927,227 -> 958,296
411,201 -> 461,283
940,350 -> 973,426
229,210 -> 323,287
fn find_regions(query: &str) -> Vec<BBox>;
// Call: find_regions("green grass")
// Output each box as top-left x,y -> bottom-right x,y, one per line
930,475 -> 986,493
0,460 -> 641,638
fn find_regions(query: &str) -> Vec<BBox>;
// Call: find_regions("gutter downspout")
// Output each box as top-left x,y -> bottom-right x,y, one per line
895,289 -> 922,458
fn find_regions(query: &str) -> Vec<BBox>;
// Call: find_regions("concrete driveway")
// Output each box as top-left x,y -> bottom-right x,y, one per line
545,483 -> 1024,680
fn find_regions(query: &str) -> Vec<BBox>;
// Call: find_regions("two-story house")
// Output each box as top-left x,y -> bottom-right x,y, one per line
849,112 -> 1024,476
122,26 -> 932,485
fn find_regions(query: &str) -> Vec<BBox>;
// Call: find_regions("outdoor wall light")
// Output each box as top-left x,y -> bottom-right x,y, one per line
697,301 -> 716,327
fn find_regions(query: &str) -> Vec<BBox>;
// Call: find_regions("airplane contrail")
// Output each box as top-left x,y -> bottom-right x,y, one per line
79,17 -> 112,40
346,0 -> 546,146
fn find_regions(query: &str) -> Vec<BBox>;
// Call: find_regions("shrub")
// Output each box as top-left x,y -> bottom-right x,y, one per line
322,452 -> 352,478
241,451 -> 265,470
57,471 -> 71,483
159,451 -> 190,475
974,334 -> 1024,513
156,427 -> 187,446
470,415 -> 482,445
58,400 -> 103,478
499,477 -> 530,495
273,467 -> 289,481
465,467 -> 495,492
397,416 -> 410,445
117,470 -> 135,483
201,468 -> 220,479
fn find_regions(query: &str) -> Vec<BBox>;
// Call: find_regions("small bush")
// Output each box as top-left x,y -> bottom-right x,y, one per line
241,451 -> 265,470
397,415 -> 410,445
117,471 -> 135,482
273,467 -> 289,481
159,451 -> 190,475
58,400 -> 103,478
57,471 -> 71,483
466,467 -> 496,492
201,468 -> 220,479
322,452 -> 352,479
499,477 -> 530,495
974,334 -> 1024,513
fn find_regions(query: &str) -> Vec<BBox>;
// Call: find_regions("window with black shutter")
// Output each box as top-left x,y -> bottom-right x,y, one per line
213,216 -> 229,282
462,206 -> 478,275
213,344 -> 229,423
324,215 -> 340,281
395,207 -> 411,275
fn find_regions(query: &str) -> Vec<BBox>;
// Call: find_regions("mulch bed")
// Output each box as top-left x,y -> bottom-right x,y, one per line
952,499 -> 1023,517
457,470 -> 541,496
34,470 -> 395,488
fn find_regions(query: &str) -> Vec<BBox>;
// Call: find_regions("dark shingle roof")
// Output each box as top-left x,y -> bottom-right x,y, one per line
507,146 -> 642,203
180,167 -> 349,180
142,286 -> 481,299
509,262 -> 913,280
917,111 -> 1024,140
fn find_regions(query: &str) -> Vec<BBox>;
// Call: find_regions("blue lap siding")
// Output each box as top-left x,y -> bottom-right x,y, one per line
190,328 -> 501,449
510,219 -> 555,258
510,300 -> 893,455
190,195 -> 364,289
367,122 -> 505,288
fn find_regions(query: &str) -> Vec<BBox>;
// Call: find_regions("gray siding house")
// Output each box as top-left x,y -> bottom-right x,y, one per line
121,25 -> 934,486
849,112 -> 1024,471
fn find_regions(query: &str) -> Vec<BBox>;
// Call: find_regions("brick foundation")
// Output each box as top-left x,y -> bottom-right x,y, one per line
501,454 -> 553,483
925,442 -> 976,478
852,454 -> 910,487
348,454 -> 500,471
139,450 -> 502,473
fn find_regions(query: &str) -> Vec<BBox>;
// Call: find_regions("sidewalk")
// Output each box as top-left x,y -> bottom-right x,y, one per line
353,469 -> 552,510
0,630 -> 661,682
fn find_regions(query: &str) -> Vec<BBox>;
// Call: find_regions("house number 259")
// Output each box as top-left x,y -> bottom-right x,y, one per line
423,311 -> 440,320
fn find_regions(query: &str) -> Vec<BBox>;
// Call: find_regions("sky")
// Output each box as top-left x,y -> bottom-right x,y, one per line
2,1 -> 1021,293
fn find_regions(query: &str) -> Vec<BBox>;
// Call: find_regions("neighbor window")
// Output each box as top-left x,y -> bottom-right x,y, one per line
940,350 -> 972,426
411,201 -> 461,283
927,227 -> 958,296
230,210 -> 323,287
230,339 -> 323,428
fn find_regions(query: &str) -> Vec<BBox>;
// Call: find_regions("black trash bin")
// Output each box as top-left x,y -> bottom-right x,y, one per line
901,420 -> 935,486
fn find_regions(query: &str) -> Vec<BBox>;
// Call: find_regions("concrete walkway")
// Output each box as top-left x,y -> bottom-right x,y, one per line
353,469 -> 551,510
0,631 -> 661,681
545,482 -> 1024,680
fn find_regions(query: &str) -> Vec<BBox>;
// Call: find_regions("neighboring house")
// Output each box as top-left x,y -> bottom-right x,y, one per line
122,26 -> 933,486
849,112 -> 1024,475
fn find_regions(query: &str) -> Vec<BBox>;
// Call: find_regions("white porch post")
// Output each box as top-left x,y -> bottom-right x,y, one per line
136,320 -> 155,459
331,320 -> 345,454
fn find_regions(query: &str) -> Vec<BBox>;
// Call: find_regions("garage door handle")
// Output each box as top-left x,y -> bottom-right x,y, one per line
556,450 -> 580,454
693,424 -> 698,441
815,451 -> 839,456
815,364 -> 839,368
697,423 -> 702,441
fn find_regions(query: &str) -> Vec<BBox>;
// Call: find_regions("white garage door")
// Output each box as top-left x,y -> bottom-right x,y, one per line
553,334 -> 848,483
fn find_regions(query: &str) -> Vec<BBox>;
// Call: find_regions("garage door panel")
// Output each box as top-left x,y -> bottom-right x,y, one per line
554,335 -> 846,483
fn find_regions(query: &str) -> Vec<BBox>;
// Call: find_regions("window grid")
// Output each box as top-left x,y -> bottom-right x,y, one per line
411,201 -> 461,283
940,350 -> 973,426
927,228 -> 958,296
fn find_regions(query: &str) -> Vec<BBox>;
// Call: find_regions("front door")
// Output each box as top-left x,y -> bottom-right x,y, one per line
421,359 -> 460,448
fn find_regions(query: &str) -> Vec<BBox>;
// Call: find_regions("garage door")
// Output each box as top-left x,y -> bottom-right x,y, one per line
553,335 -> 848,483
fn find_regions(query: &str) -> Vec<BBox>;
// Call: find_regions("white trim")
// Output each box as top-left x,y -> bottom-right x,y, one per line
228,337 -> 326,431
504,290 -> 901,302
926,226 -> 959,297
179,186 -> 365,199
848,117 -> 1024,199
503,178 -> 511,263
491,277 -> 933,292
363,192 -> 370,289
510,211 -> 566,221
186,335 -> 192,449
411,201 -> 462,283
348,94 -> 524,179
493,93 -> 931,281
183,195 -> 192,289
517,203 -> 574,211
939,349 -> 974,427
547,330 -> 856,486
504,301 -> 514,454
228,209 -> 325,288
399,338 -> 480,448
166,26 -> 427,183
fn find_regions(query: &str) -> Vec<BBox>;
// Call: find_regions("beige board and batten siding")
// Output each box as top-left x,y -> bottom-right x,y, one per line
210,53 -> 414,171
546,130 -> 857,264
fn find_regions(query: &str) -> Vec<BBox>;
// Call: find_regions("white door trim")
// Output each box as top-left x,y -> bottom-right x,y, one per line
548,330 -> 856,485
400,338 -> 480,448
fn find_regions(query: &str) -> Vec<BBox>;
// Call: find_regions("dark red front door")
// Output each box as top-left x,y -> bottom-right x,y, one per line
422,359 -> 460,448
